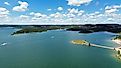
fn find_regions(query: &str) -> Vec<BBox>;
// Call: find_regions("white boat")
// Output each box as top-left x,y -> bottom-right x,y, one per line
1,42 -> 7,46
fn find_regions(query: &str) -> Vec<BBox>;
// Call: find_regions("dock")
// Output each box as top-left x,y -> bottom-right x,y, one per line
90,43 -> 114,50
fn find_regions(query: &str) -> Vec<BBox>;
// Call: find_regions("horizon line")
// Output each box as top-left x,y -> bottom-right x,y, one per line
0,23 -> 120,25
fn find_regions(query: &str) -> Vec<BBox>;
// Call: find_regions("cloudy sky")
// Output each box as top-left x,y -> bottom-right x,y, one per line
0,0 -> 121,25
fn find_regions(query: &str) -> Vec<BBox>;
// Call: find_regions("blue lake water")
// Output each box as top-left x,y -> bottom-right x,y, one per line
0,27 -> 121,68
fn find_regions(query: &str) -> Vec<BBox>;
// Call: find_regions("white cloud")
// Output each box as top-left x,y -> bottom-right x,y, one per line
57,7 -> 63,11
29,12 -> 48,22
30,12 -> 35,15
13,1 -> 29,12
0,7 -> 9,18
2,4 -> 121,24
30,12 -> 47,18
107,18 -> 114,21
68,8 -> 79,14
18,15 -> 30,23
67,0 -> 92,6
105,5 -> 121,10
105,5 -> 121,13
50,12 -> 63,18
67,8 -> 84,17
105,9 -> 117,13
47,9 -> 52,11
20,15 -> 29,19
4,2 -> 10,5
0,7 -> 10,23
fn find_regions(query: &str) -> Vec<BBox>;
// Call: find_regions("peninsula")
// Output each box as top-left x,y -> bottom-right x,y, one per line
11,26 -> 67,35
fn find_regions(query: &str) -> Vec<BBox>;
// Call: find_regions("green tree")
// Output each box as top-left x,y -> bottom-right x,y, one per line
118,50 -> 120,55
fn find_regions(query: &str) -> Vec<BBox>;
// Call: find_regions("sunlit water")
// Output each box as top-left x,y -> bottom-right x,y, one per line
0,27 -> 121,68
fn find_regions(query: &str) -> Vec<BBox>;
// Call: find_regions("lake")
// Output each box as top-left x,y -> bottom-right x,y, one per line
0,27 -> 121,68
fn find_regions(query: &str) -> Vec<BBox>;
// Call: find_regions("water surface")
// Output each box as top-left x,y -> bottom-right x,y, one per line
0,27 -> 121,68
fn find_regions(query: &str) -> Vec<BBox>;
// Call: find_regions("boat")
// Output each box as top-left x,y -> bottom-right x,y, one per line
1,42 -> 7,46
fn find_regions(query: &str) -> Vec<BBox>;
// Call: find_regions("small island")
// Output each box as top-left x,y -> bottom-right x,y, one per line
71,40 -> 89,45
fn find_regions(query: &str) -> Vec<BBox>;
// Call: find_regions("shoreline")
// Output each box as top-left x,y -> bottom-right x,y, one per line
112,39 -> 121,60
112,39 -> 121,45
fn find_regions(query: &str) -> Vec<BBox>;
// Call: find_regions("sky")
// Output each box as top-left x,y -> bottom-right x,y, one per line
0,0 -> 121,25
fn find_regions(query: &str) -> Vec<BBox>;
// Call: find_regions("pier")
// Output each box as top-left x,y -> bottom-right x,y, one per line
71,40 -> 115,50
71,40 -> 119,50
90,44 -> 114,50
